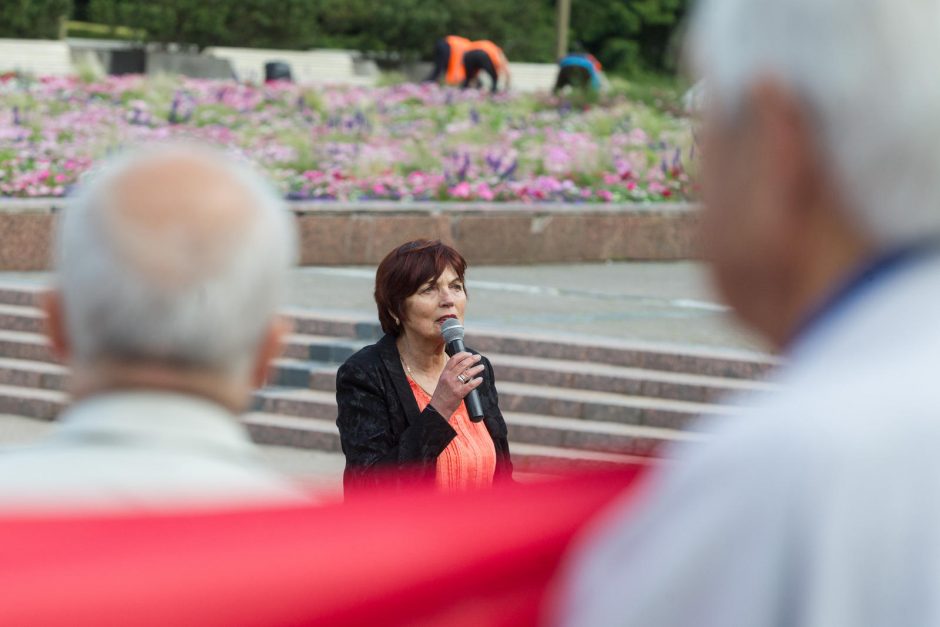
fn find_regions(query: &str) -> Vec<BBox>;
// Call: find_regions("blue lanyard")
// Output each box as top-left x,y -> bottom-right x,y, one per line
790,244 -> 938,349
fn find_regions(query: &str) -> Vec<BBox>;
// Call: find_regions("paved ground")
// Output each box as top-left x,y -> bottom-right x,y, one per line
283,261 -> 767,351
0,261 -> 765,487
0,261 -> 767,351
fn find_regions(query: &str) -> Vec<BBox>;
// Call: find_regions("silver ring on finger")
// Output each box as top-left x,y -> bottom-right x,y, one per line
457,373 -> 468,384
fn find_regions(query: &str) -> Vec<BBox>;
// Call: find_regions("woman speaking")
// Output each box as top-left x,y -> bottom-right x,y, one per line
335,239 -> 513,493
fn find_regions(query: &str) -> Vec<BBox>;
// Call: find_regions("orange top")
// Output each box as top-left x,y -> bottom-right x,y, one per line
468,40 -> 506,76
445,35 -> 472,85
408,377 -> 497,491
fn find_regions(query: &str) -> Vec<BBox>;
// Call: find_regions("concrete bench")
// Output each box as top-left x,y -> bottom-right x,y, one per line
204,47 -> 375,86
0,39 -> 73,76
508,62 -> 560,93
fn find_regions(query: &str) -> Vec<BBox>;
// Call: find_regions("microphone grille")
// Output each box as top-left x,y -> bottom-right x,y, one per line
439,317 -> 465,343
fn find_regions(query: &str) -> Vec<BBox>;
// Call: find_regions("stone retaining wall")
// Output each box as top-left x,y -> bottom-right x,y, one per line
0,200 -> 699,270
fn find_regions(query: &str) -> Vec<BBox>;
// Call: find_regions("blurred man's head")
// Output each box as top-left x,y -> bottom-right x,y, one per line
45,143 -> 297,410
687,0 -> 940,348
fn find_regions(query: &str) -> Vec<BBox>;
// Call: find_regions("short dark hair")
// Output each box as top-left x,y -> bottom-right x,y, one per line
374,240 -> 468,336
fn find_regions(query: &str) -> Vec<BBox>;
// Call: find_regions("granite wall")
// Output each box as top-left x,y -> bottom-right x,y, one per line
0,201 -> 699,270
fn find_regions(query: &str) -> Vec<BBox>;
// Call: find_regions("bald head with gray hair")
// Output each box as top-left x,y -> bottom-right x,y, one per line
687,0 -> 940,248
49,143 -> 297,403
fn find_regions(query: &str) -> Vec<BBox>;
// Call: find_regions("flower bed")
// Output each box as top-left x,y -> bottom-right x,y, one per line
0,74 -> 695,202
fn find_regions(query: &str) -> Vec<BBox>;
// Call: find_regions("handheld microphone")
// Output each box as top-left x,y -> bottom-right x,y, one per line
440,318 -> 486,422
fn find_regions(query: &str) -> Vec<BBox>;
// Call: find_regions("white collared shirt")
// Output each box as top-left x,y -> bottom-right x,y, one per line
556,253 -> 940,626
0,391 -> 311,512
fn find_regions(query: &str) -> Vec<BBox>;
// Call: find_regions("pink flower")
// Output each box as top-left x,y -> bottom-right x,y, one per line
475,182 -> 495,201
598,190 -> 614,202
450,181 -> 472,199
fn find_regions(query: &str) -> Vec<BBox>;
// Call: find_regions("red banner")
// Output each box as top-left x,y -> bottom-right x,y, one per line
0,468 -> 645,626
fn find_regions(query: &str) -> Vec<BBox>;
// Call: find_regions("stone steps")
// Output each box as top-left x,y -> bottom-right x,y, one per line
462,329 -> 777,380
0,356 -> 716,449
0,381 -> 648,475
272,352 -> 770,405
282,308 -> 779,380
0,330 -> 56,363
503,411 -> 706,456
242,411 -> 653,474
252,385 -> 713,451
269,357 -> 730,430
495,380 -> 730,430
0,357 -> 67,390
0,284 -> 777,380
505,443 -> 656,474
0,384 -> 66,421
0,284 -> 43,307
0,330 -> 740,412
0,282 -> 773,475
0,304 -> 45,334
0,356 -> 709,454
485,353 -> 773,404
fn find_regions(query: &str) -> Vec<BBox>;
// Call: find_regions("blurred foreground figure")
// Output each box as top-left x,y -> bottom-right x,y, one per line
556,0 -> 940,625
0,144 -> 309,511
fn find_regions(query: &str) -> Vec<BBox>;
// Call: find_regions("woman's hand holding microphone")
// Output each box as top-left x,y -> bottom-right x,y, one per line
429,352 -> 484,418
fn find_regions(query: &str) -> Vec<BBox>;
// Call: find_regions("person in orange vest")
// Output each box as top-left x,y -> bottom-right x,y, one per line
461,40 -> 511,93
425,36 -> 472,85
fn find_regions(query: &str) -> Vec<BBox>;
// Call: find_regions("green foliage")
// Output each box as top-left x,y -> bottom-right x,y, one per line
447,0 -> 556,63
608,73 -> 689,117
570,0 -> 688,74
88,0 -> 230,50
0,0 -> 72,39
66,19 -> 144,40
312,0 -> 555,62
313,0 -> 449,58
88,0 -> 321,50
216,0 -> 322,49
80,0 -> 688,74
376,71 -> 409,87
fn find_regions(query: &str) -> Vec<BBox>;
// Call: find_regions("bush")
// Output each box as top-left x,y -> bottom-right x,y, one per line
87,0 -> 321,51
221,0 -> 323,50
83,0 -> 688,73
312,0 -> 555,63
0,0 -> 73,39
570,0 -> 688,75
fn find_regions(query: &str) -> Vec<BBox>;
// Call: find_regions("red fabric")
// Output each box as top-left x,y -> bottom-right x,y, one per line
0,468 -> 645,627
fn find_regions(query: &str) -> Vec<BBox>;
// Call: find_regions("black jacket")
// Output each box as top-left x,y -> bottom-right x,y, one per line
335,334 -> 513,492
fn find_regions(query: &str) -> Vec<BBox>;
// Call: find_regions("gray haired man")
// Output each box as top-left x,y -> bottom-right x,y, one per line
0,144 -> 308,510
557,0 -> 940,625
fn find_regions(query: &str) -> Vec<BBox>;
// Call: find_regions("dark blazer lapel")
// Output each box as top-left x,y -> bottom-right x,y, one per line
479,359 -> 508,439
377,334 -> 423,426
482,390 -> 508,439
